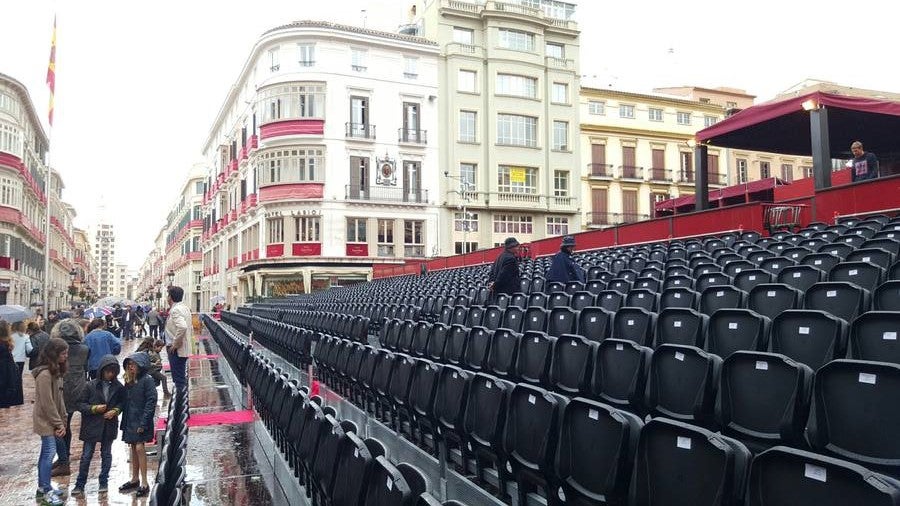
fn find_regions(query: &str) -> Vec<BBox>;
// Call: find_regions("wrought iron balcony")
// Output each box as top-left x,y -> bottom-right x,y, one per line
398,128 -> 427,144
649,167 -> 671,182
620,165 -> 644,179
587,212 -> 650,227
345,122 -> 375,140
587,163 -> 614,178
345,185 -> 428,204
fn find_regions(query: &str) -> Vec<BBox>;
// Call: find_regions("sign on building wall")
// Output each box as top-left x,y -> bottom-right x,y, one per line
510,167 -> 527,183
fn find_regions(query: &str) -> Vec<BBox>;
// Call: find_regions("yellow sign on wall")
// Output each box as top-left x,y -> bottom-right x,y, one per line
510,167 -> 526,183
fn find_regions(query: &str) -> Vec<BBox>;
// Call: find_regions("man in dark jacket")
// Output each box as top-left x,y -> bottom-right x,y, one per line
71,355 -> 124,496
547,235 -> 586,284
52,319 -> 90,476
488,237 -> 521,301
26,321 -> 51,371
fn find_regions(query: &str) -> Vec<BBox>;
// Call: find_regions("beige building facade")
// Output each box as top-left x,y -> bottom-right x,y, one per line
418,0 -> 581,253
580,87 -> 814,227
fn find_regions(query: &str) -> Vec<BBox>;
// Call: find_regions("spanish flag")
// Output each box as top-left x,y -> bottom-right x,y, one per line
46,15 -> 56,127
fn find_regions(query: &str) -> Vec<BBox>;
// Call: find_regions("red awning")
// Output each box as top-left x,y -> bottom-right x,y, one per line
655,178 -> 783,212
696,92 -> 900,157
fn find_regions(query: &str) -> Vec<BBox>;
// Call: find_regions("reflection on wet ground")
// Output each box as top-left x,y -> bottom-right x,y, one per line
0,328 -> 274,505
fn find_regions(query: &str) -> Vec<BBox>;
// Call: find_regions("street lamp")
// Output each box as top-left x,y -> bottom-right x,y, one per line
68,268 -> 78,309
444,171 -> 476,255
167,269 -> 175,287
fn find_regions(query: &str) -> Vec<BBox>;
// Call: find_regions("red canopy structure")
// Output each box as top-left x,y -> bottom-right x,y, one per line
697,91 -> 900,158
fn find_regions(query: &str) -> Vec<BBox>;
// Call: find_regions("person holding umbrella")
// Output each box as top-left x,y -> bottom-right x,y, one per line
0,322 -> 22,408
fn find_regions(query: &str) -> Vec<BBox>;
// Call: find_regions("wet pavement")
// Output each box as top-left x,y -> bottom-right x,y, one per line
0,327 -> 274,505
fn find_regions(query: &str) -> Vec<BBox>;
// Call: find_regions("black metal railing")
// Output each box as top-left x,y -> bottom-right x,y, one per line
345,122 -> 375,139
398,128 -> 427,144
620,165 -> 644,179
587,212 -> 650,227
345,185 -> 428,203
649,167 -> 670,182
587,163 -> 614,177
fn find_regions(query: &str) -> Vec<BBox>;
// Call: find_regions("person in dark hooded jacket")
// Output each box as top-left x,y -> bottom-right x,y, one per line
51,319 -> 90,476
546,235 -> 586,285
118,352 -> 157,497
71,354 -> 124,496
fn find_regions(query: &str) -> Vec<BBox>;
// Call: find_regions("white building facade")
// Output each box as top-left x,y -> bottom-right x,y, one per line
201,21 -> 440,304
417,0 -> 582,253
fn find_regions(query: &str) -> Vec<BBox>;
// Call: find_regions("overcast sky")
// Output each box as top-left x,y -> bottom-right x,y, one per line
2,0 -> 898,269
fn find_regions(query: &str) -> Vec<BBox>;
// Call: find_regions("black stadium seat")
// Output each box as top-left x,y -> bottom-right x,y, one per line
706,308 -> 771,358
807,360 -> 900,474
556,398 -> 642,505
748,446 -> 900,506
630,417 -> 750,506
770,310 -> 849,370
717,351 -> 813,452
655,307 -> 708,348
849,311 -> 900,365
647,344 -> 722,428
592,338 -> 652,415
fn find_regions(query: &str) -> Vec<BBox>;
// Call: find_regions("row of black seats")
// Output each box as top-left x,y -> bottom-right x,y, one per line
150,388 -> 188,506
413,302 -> 900,367
204,319 -> 468,506
312,333 -> 900,505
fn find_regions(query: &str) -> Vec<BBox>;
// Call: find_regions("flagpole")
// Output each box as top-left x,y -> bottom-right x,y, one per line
42,14 -> 56,320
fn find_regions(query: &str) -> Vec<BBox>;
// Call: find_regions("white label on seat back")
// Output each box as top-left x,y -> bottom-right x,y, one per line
772,264 -> 780,269
590,317 -> 597,323
814,260 -> 823,266
799,326 -> 810,335
793,272 -> 802,278
767,291 -> 776,297
528,394 -> 537,404
570,340 -> 578,346
673,321 -> 682,328
849,269 -> 858,276
559,315 -> 566,320
638,294 -> 645,299
884,332 -> 898,341
534,336 -> 540,343
452,372 -> 458,379
674,293 -> 682,299
805,464 -> 827,483
616,343 -> 624,351
749,275 -> 757,280
627,320 -> 635,326
355,448 -> 359,458
826,290 -> 837,297
677,436 -> 692,450
859,373 -> 877,385
735,268 -> 743,273
729,322 -> 738,330
755,361 -> 769,371
862,257 -> 871,262
675,351 -> 685,361
716,291 -> 725,297
511,314 -> 517,319
532,317 -> 538,322
588,409 -> 599,420
387,478 -> 393,490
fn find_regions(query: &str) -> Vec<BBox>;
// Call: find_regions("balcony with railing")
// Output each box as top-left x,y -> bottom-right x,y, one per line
678,170 -> 727,186
586,212 -> 651,227
345,122 -> 375,140
445,42 -> 485,58
345,185 -> 428,204
545,56 -> 575,70
445,190 -> 578,211
398,128 -> 427,145
620,165 -> 644,180
648,167 -> 671,182
587,163 -> 614,178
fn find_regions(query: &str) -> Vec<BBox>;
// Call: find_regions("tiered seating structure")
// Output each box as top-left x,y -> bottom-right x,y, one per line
206,213 -> 900,506
150,389 -> 189,505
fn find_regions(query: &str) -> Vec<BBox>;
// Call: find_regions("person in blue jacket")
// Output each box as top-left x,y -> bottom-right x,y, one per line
84,319 -> 121,379
117,352 -> 157,498
547,235 -> 586,284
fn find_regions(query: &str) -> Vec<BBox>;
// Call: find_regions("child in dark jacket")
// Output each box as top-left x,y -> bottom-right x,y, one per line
71,355 -> 124,496
137,338 -> 170,396
118,352 -> 157,497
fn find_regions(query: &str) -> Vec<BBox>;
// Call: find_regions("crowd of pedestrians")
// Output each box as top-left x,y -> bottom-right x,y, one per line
0,286 -> 194,506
